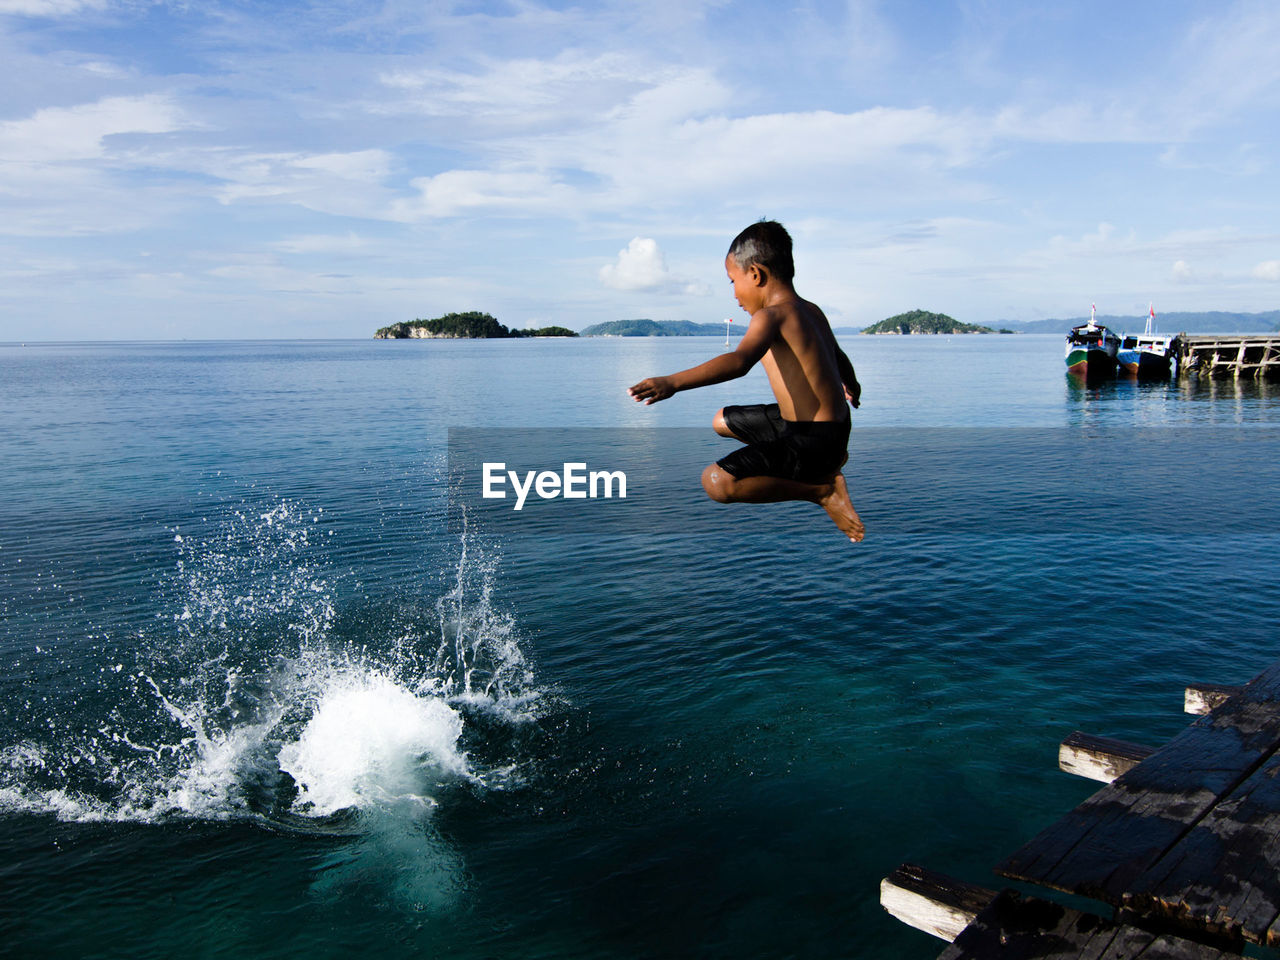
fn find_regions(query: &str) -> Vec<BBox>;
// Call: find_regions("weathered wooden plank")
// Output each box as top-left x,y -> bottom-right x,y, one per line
1184,685 -> 1243,716
997,659 -> 1280,904
936,889 -> 1237,960
1119,742 -> 1280,947
880,863 -> 997,942
1059,732 -> 1155,783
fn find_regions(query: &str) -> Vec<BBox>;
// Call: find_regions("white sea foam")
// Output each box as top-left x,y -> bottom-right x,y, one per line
0,743 -> 115,822
278,670 -> 468,817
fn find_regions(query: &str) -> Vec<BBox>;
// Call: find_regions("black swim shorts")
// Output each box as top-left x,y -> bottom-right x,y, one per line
716,403 -> 850,484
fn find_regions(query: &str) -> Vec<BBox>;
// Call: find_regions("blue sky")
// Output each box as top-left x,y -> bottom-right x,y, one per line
1,0 -> 1278,339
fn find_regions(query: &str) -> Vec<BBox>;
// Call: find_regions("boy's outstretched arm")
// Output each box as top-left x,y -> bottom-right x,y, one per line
628,315 -> 775,405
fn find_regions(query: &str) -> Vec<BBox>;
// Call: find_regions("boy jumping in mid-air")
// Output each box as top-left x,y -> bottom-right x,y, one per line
628,221 -> 865,541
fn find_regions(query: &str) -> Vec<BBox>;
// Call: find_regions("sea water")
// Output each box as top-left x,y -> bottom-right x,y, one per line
2,335 -> 1279,959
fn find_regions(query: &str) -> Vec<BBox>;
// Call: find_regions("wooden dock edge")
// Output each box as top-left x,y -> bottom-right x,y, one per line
1175,334 -> 1280,379
881,679 -> 1260,955
880,863 -> 997,943
1185,683 -> 1243,716
1058,731 -> 1155,783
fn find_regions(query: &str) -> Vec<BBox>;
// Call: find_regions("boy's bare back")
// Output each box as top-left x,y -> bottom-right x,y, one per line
749,296 -> 850,424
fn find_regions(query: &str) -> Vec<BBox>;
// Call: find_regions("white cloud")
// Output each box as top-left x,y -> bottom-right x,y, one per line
0,96 -> 190,237
1159,143 -> 1266,177
522,99 -> 989,217
0,0 -> 107,15
598,237 -> 706,295
1039,222 -> 1127,260
993,102 -> 1158,144
389,169 -> 571,220
357,10 -> 1273,223
204,261 -> 364,295
1254,260 -> 1280,282
377,51 -> 645,124
291,151 -> 390,180
0,95 -> 185,163
599,238 -> 667,291
1173,259 -> 1196,282
792,0 -> 897,81
209,149 -> 395,218
79,59 -> 128,78
273,233 -> 373,255
1176,2 -> 1280,128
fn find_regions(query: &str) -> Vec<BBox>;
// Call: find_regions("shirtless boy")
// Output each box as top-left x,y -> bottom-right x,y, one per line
628,221 -> 865,541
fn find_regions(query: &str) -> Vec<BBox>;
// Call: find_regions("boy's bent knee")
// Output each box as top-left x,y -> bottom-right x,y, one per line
701,463 -> 734,503
712,409 -> 735,438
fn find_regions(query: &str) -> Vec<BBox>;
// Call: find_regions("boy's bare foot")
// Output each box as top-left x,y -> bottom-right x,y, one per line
818,474 -> 865,542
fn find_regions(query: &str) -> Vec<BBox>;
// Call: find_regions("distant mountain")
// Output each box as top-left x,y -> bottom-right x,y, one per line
580,319 -> 729,336
998,310 -> 1280,335
862,309 -> 996,335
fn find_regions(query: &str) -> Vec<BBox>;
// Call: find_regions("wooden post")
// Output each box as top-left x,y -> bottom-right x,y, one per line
1058,732 -> 1155,783
880,864 -> 997,942
1185,683 -> 1243,715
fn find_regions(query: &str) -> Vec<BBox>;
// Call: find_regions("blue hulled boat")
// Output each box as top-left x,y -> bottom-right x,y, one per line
1117,305 -> 1173,380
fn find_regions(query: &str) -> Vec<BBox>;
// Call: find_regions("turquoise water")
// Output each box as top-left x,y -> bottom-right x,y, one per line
2,335 -> 1280,959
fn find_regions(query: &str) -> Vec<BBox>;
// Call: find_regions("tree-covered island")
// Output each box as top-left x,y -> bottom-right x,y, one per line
374,311 -> 577,339
861,310 -> 996,335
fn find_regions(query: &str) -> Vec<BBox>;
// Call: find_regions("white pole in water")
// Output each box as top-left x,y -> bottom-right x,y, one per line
724,318 -> 733,346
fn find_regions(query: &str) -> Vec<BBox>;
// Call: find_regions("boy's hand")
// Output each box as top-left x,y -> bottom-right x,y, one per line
844,380 -> 861,408
628,376 -> 675,405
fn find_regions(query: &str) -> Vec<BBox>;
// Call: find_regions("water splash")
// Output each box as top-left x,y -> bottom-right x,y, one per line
0,498 -> 543,828
278,670 -> 467,817
430,514 -> 536,712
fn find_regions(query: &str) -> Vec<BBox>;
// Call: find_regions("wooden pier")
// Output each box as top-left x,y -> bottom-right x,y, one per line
881,666 -> 1280,958
1175,334 -> 1280,378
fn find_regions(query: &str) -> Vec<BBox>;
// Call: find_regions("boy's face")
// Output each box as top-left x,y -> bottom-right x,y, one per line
725,256 -> 764,315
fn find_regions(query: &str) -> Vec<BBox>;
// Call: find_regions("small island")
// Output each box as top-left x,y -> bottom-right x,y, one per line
374,311 -> 577,339
580,319 -> 730,337
862,310 -> 996,335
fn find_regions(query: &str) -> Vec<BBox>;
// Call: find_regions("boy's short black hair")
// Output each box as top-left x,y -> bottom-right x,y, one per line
727,220 -> 794,283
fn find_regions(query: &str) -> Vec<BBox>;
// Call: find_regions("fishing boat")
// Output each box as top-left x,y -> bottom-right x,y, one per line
1065,304 -> 1120,380
1117,304 -> 1173,379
